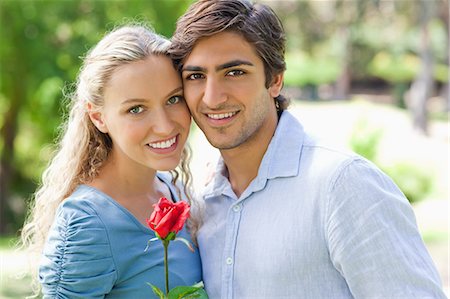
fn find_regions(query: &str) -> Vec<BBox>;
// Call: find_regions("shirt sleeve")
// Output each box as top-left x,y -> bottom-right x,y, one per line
39,199 -> 117,299
326,158 -> 446,298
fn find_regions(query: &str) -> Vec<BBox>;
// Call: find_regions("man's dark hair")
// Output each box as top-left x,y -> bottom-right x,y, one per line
170,0 -> 289,111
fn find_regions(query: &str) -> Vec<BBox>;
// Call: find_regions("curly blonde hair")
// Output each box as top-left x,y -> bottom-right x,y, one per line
20,24 -> 197,296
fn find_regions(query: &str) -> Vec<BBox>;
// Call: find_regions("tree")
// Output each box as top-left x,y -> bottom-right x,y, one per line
0,0 -> 191,234
407,0 -> 436,134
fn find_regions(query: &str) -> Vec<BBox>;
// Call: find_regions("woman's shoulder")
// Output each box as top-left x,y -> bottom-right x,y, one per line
51,185 -> 113,238
41,185 -> 117,297
57,185 -> 116,219
48,185 -> 121,245
56,185 -> 151,238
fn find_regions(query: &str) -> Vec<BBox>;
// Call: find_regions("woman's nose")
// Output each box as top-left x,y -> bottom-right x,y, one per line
151,109 -> 175,135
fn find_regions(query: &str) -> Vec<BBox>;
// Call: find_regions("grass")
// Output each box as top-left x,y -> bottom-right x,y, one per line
1,236 -> 34,299
1,275 -> 33,299
422,230 -> 450,244
0,236 -> 16,247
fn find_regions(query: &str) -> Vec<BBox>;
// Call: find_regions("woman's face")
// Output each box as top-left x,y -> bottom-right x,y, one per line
90,55 -> 191,172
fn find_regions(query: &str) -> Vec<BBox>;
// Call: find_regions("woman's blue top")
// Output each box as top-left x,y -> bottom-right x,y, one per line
39,173 -> 202,298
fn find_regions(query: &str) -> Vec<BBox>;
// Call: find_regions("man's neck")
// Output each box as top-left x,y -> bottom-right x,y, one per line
221,111 -> 279,198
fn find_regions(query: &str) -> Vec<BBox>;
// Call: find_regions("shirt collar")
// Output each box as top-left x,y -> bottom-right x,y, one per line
259,110 -> 304,180
204,111 -> 305,199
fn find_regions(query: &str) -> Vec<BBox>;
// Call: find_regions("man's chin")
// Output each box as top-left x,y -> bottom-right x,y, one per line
205,136 -> 242,151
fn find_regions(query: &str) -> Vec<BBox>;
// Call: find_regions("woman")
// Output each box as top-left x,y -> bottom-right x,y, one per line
20,24 -> 201,298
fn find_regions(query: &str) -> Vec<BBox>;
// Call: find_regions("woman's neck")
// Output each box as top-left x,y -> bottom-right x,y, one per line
87,154 -> 171,225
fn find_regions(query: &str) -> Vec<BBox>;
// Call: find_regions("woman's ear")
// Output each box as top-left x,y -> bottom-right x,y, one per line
87,103 -> 108,133
268,73 -> 284,98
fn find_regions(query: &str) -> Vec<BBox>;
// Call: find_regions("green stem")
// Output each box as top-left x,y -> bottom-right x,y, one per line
164,241 -> 169,295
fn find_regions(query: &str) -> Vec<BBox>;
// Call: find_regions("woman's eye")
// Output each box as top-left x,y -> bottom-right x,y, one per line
227,70 -> 245,77
167,95 -> 183,105
128,106 -> 144,114
186,73 -> 204,80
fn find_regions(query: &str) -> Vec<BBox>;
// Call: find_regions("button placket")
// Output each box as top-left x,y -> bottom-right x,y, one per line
222,201 -> 243,298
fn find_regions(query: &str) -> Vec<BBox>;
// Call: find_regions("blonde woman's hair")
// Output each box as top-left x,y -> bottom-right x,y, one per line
20,24 -> 196,296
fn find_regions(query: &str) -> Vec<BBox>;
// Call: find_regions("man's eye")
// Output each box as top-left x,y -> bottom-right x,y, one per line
128,106 -> 144,114
227,70 -> 245,77
167,95 -> 183,105
186,73 -> 204,80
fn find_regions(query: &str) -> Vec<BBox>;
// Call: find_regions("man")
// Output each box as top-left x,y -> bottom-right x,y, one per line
170,0 -> 446,298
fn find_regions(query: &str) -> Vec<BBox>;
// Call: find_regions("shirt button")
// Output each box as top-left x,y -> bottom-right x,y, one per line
232,205 -> 241,212
226,257 -> 233,265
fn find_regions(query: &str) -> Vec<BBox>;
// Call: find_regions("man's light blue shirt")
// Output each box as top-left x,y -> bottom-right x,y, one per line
197,111 -> 445,299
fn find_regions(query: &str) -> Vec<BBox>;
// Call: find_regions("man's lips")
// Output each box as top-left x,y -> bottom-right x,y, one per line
202,111 -> 239,126
206,111 -> 238,120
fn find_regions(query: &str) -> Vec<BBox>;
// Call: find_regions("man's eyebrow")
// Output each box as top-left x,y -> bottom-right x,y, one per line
181,66 -> 205,73
217,60 -> 254,71
181,60 -> 254,73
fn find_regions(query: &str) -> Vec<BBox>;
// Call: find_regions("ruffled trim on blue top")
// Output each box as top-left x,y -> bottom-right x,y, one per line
40,196 -> 117,298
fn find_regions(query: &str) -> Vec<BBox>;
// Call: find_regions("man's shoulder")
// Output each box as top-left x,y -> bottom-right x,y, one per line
275,111 -> 357,164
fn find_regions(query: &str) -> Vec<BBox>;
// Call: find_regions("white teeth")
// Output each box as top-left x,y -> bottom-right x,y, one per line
207,112 -> 236,120
148,136 -> 176,149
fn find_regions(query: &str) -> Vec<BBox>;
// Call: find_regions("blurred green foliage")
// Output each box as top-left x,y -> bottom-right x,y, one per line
0,0 -> 193,233
383,162 -> 433,204
349,118 -> 384,162
280,0 -> 448,99
368,52 -> 419,83
349,117 -> 433,204
285,51 -> 341,87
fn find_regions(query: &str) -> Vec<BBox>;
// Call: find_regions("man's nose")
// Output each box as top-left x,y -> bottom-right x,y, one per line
202,78 -> 227,109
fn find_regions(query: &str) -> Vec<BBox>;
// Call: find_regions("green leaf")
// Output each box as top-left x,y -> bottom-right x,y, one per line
168,285 -> 208,299
148,283 -> 167,299
186,288 -> 208,299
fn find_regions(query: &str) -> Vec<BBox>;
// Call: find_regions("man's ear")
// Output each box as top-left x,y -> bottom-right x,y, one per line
87,103 -> 108,133
268,73 -> 284,98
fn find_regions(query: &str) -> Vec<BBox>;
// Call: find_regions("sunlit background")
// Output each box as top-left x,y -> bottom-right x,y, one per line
0,0 -> 448,298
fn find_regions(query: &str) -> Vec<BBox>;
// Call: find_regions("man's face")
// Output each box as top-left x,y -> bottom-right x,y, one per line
181,31 -> 283,150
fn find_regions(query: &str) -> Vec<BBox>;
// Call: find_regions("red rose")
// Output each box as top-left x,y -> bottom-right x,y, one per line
147,197 -> 190,240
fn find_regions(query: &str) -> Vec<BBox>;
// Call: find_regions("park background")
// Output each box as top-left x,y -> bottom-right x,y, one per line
0,0 -> 448,297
